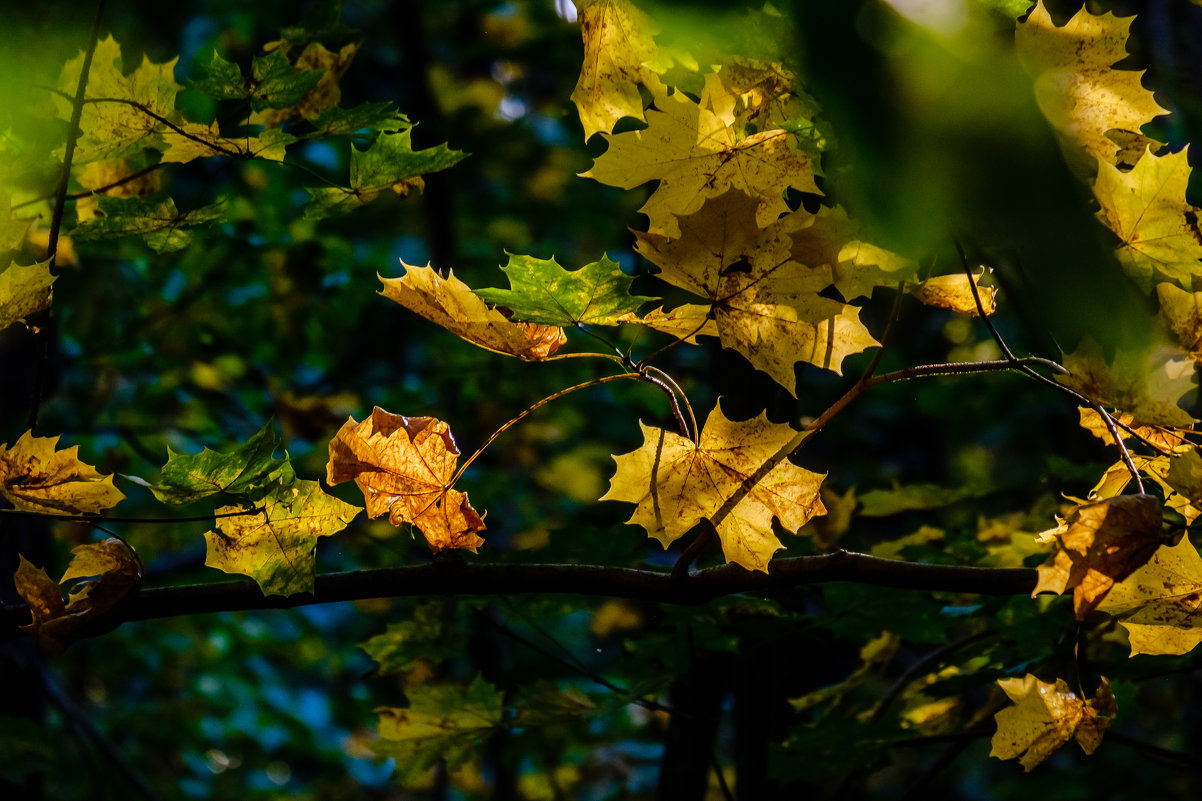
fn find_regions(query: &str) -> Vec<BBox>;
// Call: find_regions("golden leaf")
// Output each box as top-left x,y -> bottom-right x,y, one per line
0,430 -> 124,515
379,262 -> 566,360
600,400 -> 825,572
1058,337 -> 1196,427
1016,0 -> 1168,169
570,0 -> 660,140
327,407 -> 485,553
990,674 -> 1116,771
1097,537 -> 1202,656
908,272 -> 997,316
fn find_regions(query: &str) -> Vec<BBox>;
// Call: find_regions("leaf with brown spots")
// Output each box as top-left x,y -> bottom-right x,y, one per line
0,430 -> 124,516
990,674 -> 1116,771
1097,537 -> 1202,655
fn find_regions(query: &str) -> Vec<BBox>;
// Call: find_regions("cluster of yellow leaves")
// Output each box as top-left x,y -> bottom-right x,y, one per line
991,675 -> 1115,771
327,406 -> 486,553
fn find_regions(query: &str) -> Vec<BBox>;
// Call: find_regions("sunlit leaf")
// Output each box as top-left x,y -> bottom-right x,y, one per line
991,674 -> 1116,771
0,431 -> 124,515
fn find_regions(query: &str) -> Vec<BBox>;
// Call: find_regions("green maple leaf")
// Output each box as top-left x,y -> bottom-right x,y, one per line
304,118 -> 467,217
0,260 -> 55,331
248,49 -> 324,111
138,421 -> 288,505
189,50 -> 249,102
373,676 -> 504,783
473,252 -> 656,326
306,101 -> 397,137
71,195 -> 225,253
203,473 -> 361,596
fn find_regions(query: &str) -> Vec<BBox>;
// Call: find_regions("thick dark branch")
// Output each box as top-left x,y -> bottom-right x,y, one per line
1,552 -> 1036,636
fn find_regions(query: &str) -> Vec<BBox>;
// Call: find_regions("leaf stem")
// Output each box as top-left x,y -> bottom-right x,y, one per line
450,372 -> 641,485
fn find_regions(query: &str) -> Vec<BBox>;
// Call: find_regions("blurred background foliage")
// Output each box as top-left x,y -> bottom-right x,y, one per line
3,0 -> 1202,798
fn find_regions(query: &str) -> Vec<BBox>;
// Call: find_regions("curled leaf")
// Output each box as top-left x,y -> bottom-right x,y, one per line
0,431 -> 124,515
379,263 -> 566,360
991,674 -> 1116,771
327,407 -> 485,553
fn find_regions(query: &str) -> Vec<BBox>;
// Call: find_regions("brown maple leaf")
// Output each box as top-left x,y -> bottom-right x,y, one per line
327,407 -> 485,552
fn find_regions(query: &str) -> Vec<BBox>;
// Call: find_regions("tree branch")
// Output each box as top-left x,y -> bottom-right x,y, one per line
1,552 -> 1037,637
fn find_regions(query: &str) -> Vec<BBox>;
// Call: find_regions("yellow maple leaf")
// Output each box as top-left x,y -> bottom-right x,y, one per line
0,430 -> 124,515
991,674 -> 1116,771
570,0 -> 660,140
1016,0 -> 1168,169
617,304 -> 717,345
703,58 -> 822,137
1094,148 -> 1202,290
327,407 -> 485,553
1076,407 -> 1189,451
14,539 -> 141,654
56,36 -> 182,163
1158,282 -> 1202,358
1097,537 -> 1202,655
634,189 -> 878,391
379,262 -> 566,360
1032,494 -> 1162,619
160,123 -> 293,164
600,400 -> 825,572
0,259 -> 55,331
582,86 -> 819,235
203,478 -> 360,597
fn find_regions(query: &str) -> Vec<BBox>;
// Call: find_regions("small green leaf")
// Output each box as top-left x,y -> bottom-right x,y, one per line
360,602 -> 468,675
249,49 -> 324,112
190,50 -> 249,102
475,252 -> 656,326
71,195 -> 225,253
373,676 -> 504,783
145,422 -> 287,505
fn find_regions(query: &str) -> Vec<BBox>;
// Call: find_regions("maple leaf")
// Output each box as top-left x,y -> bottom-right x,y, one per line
1093,148 -> 1202,290
72,195 -> 226,252
160,124 -> 295,164
140,421 -> 286,505
56,36 -> 182,163
1016,0 -> 1168,169
1158,282 -> 1202,358
1076,407 -> 1189,451
1032,494 -> 1162,619
373,676 -> 504,784
14,539 -> 141,654
990,674 -> 1116,771
570,0 -> 660,141
1096,537 -> 1202,655
634,189 -> 878,391
305,120 -> 466,216
617,304 -> 718,344
908,271 -> 997,316
0,259 -> 55,331
379,262 -> 566,360
0,431 -> 124,515
0,193 -> 33,252
703,59 -> 824,141
473,252 -> 655,326
600,400 -> 825,572
582,86 -> 820,235
203,474 -> 360,596
1058,337 -> 1197,427
326,406 -> 486,553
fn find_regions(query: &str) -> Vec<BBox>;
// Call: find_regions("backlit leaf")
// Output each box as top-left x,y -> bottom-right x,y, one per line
1097,537 -> 1202,655
143,421 -> 286,505
474,252 -> 655,326
601,400 -> 825,572
570,0 -> 661,141
0,259 -> 54,331
326,406 -> 486,553
0,431 -> 124,515
991,674 -> 1116,771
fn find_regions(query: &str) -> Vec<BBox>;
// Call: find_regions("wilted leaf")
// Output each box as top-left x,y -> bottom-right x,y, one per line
326,406 -> 486,553
379,262 -> 566,360
14,539 -> 141,654
203,476 -> 359,596
601,400 -> 825,572
473,252 -> 655,326
990,674 -> 1116,771
0,431 -> 124,515
373,676 -> 504,784
1032,494 -> 1162,619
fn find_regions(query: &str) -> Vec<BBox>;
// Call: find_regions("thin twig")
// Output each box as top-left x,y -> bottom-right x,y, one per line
0,506 -> 266,524
643,365 -> 697,441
